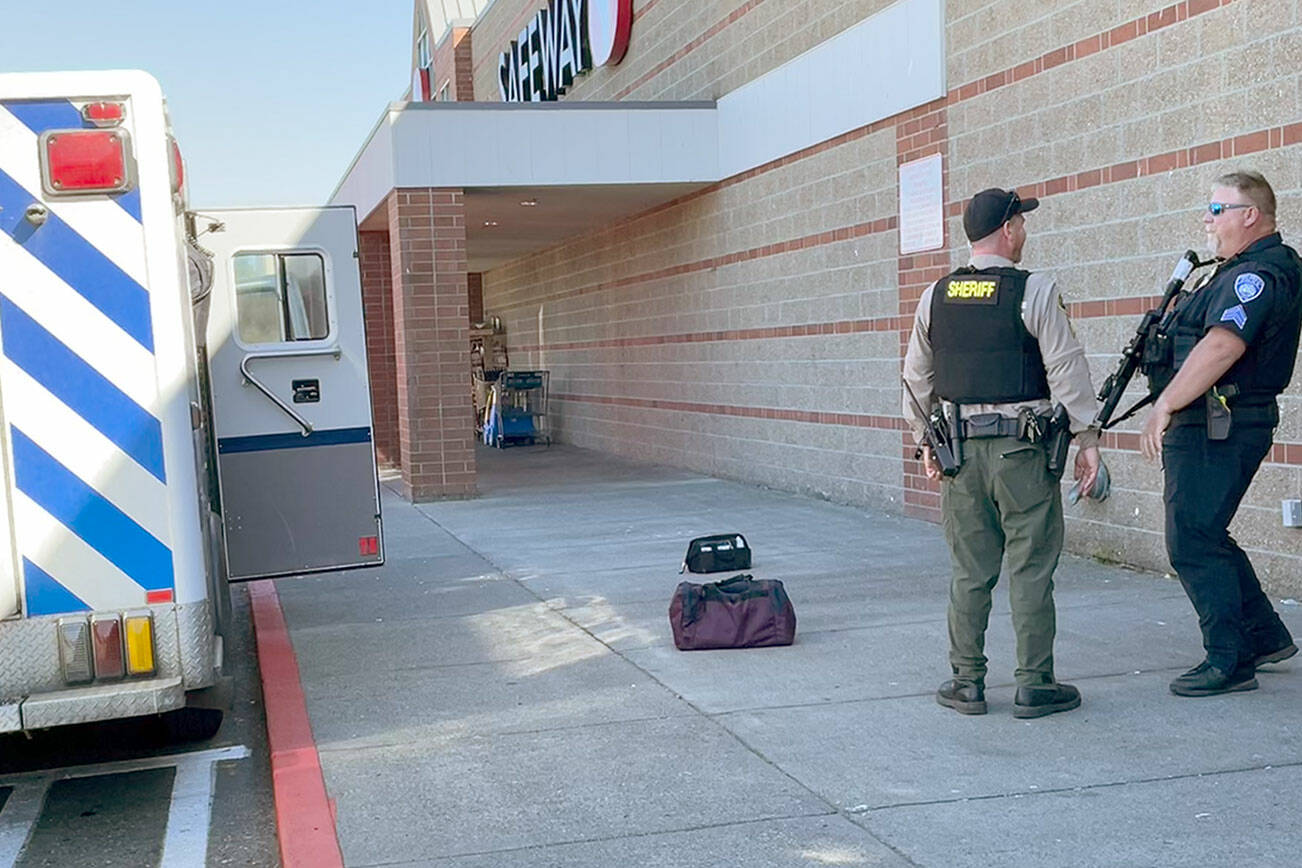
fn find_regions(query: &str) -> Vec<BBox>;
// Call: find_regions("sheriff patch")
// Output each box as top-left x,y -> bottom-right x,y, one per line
946,279 -> 998,300
1220,304 -> 1248,330
1234,272 -> 1265,303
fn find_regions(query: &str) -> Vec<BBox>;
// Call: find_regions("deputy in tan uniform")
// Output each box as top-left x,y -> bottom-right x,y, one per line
903,187 -> 1101,718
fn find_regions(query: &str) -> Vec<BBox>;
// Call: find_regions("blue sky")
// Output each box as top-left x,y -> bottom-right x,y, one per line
1,1 -> 413,208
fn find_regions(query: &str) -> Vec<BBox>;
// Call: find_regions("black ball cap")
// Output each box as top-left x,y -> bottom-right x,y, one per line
963,188 -> 1039,242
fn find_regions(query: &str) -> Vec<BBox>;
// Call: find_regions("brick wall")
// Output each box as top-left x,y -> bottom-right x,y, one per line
468,272 -> 484,324
359,230 -> 400,469
485,127 -> 905,508
941,0 -> 1302,586
430,25 -> 474,100
386,188 -> 478,500
473,0 -> 1302,591
454,27 -> 475,100
433,25 -> 476,101
471,0 -> 896,104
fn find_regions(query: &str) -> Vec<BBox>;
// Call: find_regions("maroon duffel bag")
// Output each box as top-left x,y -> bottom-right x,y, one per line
669,573 -> 796,650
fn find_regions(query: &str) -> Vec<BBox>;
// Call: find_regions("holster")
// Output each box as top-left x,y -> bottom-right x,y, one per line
1045,404 -> 1072,480
1205,387 -> 1233,441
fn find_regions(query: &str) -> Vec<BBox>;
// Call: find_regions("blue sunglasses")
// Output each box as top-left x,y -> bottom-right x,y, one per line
1207,202 -> 1252,216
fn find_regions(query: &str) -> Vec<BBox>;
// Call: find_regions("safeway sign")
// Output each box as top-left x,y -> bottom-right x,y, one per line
497,0 -> 633,102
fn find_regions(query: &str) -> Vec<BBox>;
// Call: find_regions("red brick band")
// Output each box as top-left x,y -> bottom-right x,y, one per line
552,392 -> 1301,466
510,290 -> 1166,356
612,0 -> 765,101
554,392 -> 907,431
949,0 -> 1238,105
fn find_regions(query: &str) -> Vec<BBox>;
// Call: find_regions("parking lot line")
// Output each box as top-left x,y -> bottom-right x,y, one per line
0,745 -> 249,868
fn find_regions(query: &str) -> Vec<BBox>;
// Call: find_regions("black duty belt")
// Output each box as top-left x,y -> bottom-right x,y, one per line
959,414 -> 1022,439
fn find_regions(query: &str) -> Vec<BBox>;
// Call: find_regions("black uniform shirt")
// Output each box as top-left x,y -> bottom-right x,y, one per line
1175,232 -> 1302,404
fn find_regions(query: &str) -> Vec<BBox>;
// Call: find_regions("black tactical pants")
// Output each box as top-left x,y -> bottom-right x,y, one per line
1163,423 -> 1293,672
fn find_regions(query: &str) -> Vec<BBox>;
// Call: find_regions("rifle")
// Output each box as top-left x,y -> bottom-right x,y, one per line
903,378 -> 960,477
1091,250 -> 1215,431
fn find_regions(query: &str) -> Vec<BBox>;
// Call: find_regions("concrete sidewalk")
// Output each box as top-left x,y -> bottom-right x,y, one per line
273,444 -> 1302,867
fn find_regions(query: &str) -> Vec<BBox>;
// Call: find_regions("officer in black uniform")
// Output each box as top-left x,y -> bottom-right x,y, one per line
1140,170 -> 1302,697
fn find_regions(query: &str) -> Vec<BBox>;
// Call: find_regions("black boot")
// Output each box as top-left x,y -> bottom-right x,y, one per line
1169,661 -> 1258,696
1012,682 -> 1080,719
936,679 -> 986,715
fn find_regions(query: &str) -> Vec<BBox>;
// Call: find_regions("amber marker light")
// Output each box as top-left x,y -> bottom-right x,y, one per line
123,613 -> 156,676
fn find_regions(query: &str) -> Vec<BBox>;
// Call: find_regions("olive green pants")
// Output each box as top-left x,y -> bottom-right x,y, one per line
941,436 -> 1063,687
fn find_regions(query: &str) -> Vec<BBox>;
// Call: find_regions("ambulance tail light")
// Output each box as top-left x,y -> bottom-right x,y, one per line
123,613 -> 156,677
40,129 -> 134,196
57,618 -> 94,685
82,101 -> 125,127
169,136 -> 184,194
91,615 -> 126,680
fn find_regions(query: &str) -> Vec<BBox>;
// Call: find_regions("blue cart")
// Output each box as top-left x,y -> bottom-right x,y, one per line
483,370 -> 550,448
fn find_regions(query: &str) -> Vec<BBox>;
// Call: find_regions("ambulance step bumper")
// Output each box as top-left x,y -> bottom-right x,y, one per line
8,676 -> 185,732
0,701 -> 19,733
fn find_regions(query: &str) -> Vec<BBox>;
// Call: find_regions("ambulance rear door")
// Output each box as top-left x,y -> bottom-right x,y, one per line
201,206 -> 382,580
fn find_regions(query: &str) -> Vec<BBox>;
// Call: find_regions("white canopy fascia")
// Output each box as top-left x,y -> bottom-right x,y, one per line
331,101 -> 719,224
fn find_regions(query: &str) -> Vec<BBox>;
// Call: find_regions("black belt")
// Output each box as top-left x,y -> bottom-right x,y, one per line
959,414 -> 1022,440
1172,400 -> 1278,428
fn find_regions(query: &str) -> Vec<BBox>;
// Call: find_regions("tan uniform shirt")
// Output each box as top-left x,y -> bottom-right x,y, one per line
902,254 -> 1100,450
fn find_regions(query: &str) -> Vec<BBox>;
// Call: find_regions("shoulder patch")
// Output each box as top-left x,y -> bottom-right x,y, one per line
1220,304 -> 1248,330
1056,293 -> 1077,338
1234,272 -> 1265,303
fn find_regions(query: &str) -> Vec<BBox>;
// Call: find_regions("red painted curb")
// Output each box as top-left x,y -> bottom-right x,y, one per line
248,580 -> 345,868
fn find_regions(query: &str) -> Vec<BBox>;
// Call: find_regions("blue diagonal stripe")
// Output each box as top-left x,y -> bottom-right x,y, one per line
23,558 -> 91,617
2,98 -> 143,223
0,297 -> 165,481
0,169 -> 153,350
12,429 -> 173,593
1,99 -> 83,134
114,188 -> 142,221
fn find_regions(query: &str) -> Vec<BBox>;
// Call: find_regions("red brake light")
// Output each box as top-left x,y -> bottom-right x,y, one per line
41,129 -> 133,195
91,615 -> 125,680
82,101 -> 125,126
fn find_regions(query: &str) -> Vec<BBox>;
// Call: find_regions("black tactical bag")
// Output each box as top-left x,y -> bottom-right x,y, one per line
681,533 -> 751,574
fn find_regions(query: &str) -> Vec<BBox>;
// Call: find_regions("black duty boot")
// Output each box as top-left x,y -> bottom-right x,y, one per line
936,679 -> 986,715
1253,642 -> 1298,668
1169,661 -> 1257,696
1012,682 -> 1081,719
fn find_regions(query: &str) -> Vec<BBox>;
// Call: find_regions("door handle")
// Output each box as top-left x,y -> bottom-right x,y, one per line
239,347 -> 341,436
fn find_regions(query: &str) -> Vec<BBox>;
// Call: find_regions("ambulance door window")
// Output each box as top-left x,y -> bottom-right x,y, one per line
233,252 -> 329,344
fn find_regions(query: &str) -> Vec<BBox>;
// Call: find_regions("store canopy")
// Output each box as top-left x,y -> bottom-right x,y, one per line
331,0 -> 946,271
332,102 -> 719,272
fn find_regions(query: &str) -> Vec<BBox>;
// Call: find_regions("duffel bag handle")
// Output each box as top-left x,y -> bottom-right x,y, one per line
715,573 -> 753,587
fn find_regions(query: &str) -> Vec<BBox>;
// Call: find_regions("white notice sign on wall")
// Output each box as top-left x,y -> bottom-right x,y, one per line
898,153 -> 944,255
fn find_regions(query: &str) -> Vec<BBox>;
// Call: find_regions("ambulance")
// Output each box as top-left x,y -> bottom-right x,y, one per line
0,70 -> 383,739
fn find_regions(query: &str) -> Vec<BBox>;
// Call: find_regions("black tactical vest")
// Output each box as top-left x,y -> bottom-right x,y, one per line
929,266 -> 1050,404
1161,235 -> 1302,403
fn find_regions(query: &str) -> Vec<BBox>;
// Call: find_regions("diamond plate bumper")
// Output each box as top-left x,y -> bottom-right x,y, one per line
0,701 -> 19,732
12,676 -> 185,732
0,603 -> 216,697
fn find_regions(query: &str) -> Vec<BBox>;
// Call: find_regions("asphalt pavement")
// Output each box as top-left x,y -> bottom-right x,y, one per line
274,443 -> 1302,867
